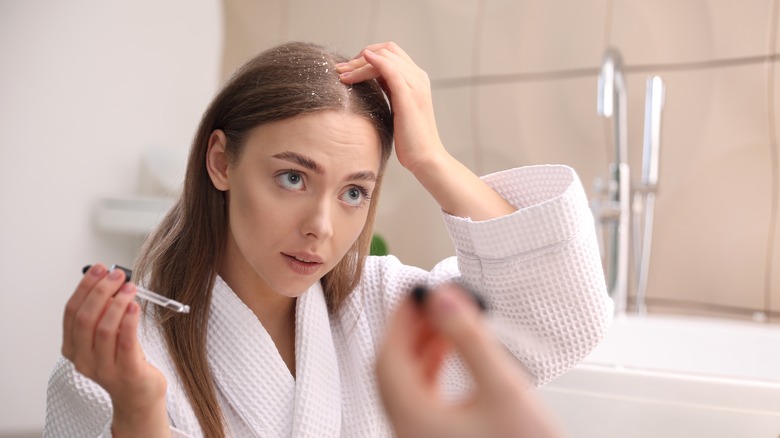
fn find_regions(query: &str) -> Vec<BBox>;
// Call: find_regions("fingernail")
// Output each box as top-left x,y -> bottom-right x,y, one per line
433,290 -> 458,315
111,265 -> 133,283
86,264 -> 104,277
411,285 -> 429,305
119,282 -> 135,294
339,71 -> 351,79
108,269 -> 122,281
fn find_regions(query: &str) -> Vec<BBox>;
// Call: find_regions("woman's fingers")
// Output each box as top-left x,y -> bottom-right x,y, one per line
426,285 -> 523,394
62,263 -> 108,356
337,44 -> 424,94
362,41 -> 415,64
377,298 -> 433,412
337,41 -> 412,73
93,283 -> 137,370
335,55 -> 369,74
337,62 -> 379,84
115,301 -> 143,373
67,267 -> 127,372
362,49 -> 415,92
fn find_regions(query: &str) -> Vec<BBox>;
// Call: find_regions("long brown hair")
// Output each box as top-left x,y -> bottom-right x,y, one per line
134,42 -> 393,437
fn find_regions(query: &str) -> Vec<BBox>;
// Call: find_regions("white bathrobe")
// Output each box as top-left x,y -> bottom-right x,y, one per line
45,165 -> 613,437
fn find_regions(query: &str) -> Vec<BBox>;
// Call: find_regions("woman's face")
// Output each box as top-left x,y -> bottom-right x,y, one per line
209,110 -> 382,299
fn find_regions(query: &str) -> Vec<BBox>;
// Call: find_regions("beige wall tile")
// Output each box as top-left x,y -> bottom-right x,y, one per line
639,64 -> 772,310
372,0 -> 480,81
623,70 -> 707,198
474,76 -> 608,200
374,87 -> 475,269
776,5 -> 780,54
472,83 -> 522,171
611,0 -> 774,65
222,0 -> 286,79
373,157 -> 455,271
477,0 -> 608,76
286,0 -> 374,57
770,61 -> 780,313
221,0 -> 375,78
431,86 -> 479,169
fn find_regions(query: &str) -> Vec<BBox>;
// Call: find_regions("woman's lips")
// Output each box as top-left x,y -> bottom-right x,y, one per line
283,253 -> 323,275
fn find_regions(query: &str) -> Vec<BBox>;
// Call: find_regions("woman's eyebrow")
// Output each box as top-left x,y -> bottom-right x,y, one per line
346,170 -> 377,183
272,151 -> 322,173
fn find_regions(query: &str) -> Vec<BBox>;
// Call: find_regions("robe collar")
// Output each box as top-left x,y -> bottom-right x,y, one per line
207,277 -> 342,437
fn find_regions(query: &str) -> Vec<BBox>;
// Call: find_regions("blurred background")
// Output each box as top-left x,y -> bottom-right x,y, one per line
2,0 -> 779,436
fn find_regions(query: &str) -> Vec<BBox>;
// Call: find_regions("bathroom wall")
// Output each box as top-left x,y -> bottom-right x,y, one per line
0,1 -> 222,435
222,0 -> 780,322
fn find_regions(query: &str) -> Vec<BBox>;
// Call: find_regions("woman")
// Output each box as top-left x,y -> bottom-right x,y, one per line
45,41 -> 612,437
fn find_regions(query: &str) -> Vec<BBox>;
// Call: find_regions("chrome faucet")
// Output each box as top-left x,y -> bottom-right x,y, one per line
593,47 -> 664,315
595,48 -> 630,315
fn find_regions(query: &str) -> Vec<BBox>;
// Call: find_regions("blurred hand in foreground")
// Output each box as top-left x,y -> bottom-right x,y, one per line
376,284 -> 562,438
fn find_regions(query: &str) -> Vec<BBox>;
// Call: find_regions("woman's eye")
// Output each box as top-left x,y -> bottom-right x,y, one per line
276,171 -> 305,190
341,186 -> 370,207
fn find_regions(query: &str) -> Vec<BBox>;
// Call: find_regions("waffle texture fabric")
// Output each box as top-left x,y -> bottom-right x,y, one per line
45,165 -> 613,437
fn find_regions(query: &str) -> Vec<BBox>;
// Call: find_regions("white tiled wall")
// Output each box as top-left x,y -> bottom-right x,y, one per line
222,0 -> 780,320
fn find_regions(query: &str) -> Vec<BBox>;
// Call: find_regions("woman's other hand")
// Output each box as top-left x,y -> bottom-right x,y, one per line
376,284 -> 562,438
61,263 -> 170,436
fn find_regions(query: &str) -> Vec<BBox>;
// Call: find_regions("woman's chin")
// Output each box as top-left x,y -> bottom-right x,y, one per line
279,279 -> 321,298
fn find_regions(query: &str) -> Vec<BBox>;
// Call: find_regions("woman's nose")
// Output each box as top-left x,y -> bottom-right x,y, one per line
300,198 -> 334,240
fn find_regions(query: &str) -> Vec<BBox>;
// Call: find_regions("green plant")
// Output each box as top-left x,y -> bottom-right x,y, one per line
370,233 -> 389,256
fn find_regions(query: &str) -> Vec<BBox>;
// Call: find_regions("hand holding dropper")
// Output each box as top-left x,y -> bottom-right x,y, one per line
81,264 -> 190,313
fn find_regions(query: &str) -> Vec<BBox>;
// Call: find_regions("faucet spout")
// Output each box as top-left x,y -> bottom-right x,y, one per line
595,47 -> 630,315
598,48 -> 628,164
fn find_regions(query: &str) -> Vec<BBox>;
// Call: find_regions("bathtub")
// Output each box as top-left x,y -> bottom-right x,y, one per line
538,314 -> 780,438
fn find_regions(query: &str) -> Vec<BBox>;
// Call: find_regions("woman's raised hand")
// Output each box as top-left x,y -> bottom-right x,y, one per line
336,42 -> 447,174
337,42 -> 516,221
61,264 -> 170,436
375,284 -> 562,438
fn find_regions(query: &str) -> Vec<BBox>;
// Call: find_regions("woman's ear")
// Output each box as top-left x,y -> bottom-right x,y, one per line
206,129 -> 230,191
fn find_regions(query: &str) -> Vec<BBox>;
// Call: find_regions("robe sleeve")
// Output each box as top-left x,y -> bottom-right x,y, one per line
443,164 -> 613,386
365,164 -> 613,387
44,357 -> 193,437
44,357 -> 113,437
